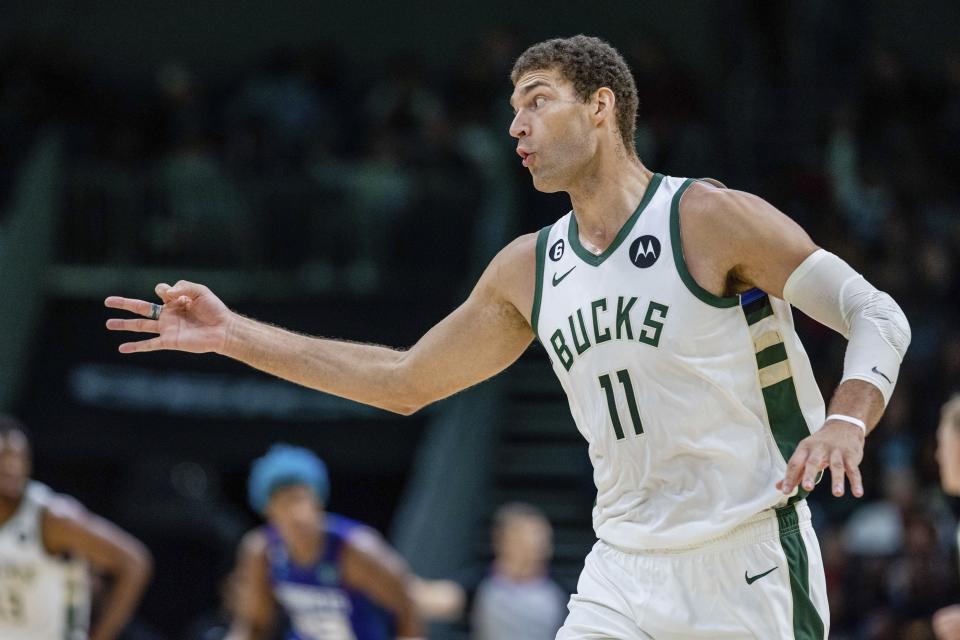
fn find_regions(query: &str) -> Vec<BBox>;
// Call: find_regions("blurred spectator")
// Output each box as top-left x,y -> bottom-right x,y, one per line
417,502 -> 567,640
470,503 -> 567,640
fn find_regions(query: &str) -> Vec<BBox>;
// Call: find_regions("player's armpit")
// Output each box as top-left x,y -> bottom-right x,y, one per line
341,541 -> 423,637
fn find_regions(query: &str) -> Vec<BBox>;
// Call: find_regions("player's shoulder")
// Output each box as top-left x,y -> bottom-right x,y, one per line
480,231 -> 541,311
681,180 -> 771,226
41,490 -> 86,526
495,232 -> 539,269
679,179 -> 789,250
38,490 -> 92,553
477,231 -> 538,293
682,179 -> 743,217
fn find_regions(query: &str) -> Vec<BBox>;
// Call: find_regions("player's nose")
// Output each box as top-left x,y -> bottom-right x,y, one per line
509,112 -> 528,139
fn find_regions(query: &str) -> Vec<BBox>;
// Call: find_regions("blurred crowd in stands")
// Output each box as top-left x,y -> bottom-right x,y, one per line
1,16 -> 959,639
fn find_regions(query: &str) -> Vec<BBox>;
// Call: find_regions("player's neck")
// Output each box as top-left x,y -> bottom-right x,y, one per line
282,524 -> 324,566
287,537 -> 323,566
567,157 -> 653,255
493,557 -> 546,582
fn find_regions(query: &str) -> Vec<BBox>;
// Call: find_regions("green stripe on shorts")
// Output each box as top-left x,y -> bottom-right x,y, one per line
776,505 -> 825,640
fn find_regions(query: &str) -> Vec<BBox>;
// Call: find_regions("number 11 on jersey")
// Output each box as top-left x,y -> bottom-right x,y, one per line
598,369 -> 643,439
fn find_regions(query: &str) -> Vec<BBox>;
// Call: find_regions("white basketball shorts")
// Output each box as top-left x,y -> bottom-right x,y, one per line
556,500 -> 828,639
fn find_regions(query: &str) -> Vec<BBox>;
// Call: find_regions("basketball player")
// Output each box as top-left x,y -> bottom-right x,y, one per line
0,415 -> 152,640
226,444 -> 422,640
105,35 -> 911,638
933,395 -> 960,640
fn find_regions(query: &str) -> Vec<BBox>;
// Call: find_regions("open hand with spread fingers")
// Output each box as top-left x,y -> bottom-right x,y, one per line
776,419 -> 866,498
105,281 -> 234,354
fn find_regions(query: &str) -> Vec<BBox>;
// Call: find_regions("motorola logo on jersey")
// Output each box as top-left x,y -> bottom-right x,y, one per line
629,236 -> 661,268
549,239 -> 565,262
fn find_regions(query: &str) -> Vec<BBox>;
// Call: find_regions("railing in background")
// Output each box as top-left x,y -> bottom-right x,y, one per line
0,129 -> 62,411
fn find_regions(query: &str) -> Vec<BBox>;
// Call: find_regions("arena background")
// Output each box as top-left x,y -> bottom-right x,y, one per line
2,1 -> 959,638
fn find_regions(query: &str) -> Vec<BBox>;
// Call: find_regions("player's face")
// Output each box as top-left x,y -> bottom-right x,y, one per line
266,484 -> 323,545
0,430 -> 30,500
936,419 -> 960,495
509,69 -> 596,193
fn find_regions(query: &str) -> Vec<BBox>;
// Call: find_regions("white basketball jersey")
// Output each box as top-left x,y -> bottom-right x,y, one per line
531,174 -> 826,551
0,482 -> 90,640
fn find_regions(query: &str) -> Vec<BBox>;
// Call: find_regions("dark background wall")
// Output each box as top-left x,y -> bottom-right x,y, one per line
3,1 -> 723,80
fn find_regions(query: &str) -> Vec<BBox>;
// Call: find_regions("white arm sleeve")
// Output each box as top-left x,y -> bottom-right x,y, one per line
782,249 -> 911,405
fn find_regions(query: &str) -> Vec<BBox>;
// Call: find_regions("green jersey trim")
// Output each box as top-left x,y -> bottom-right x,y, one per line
762,378 -> 813,471
756,343 -> 788,369
776,504 -> 826,639
531,225 -> 552,337
669,178 -> 740,308
567,173 -> 664,266
745,293 -> 815,500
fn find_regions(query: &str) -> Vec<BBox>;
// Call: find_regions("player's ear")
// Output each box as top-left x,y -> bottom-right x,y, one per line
592,87 -> 616,127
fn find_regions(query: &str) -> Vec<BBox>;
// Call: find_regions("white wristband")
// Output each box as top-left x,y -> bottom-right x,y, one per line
826,414 -> 866,433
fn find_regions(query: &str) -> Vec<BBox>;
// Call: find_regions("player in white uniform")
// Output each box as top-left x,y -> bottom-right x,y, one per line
104,35 -> 910,638
0,416 -> 153,640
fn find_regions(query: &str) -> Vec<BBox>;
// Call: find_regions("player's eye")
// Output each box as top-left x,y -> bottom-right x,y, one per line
532,95 -> 547,109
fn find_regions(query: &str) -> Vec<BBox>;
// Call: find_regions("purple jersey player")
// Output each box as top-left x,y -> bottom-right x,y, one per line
225,445 -> 422,640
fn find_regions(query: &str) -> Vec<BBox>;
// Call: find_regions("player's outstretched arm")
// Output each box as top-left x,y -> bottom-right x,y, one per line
43,497 -> 153,640
105,235 -> 536,415
681,183 -> 910,499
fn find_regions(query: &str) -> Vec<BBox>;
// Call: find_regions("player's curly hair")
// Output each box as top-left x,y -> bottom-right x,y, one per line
511,35 -> 639,155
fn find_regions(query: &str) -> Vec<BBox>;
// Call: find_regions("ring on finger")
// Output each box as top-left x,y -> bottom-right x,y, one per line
149,303 -> 162,321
